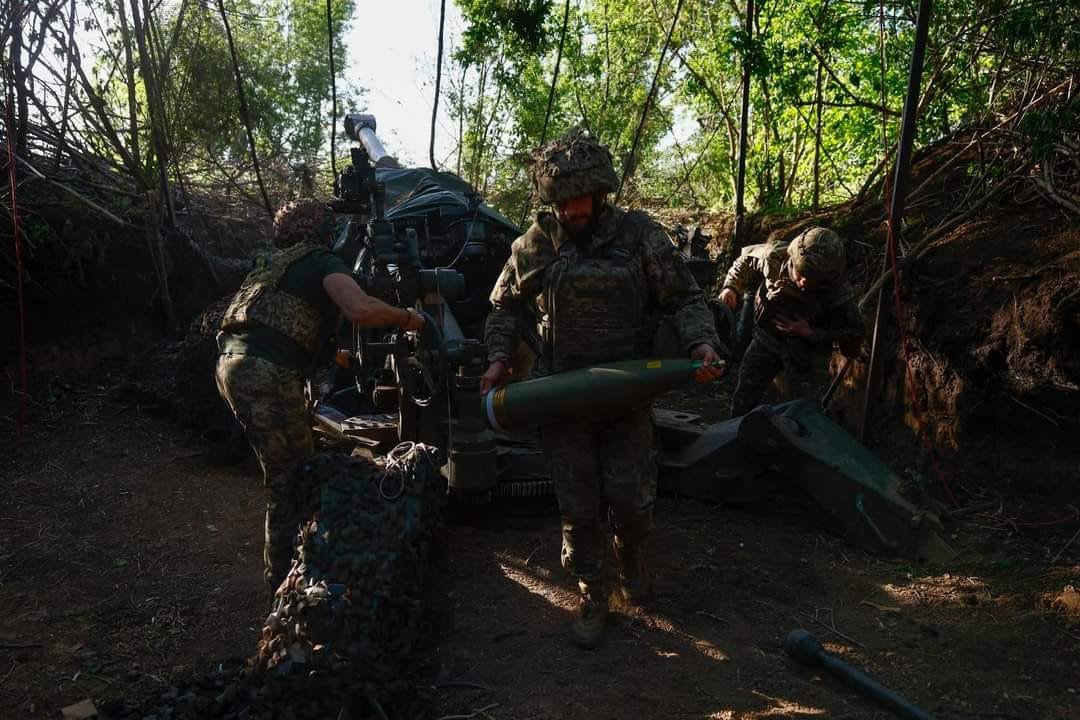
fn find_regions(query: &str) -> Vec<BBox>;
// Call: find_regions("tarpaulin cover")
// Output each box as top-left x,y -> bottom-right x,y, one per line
376,167 -> 521,236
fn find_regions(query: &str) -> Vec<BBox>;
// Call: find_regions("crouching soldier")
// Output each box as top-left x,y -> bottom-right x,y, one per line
717,227 -> 864,418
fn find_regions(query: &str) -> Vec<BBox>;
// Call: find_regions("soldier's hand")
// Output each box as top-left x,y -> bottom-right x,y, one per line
690,344 -> 725,384
719,288 -> 739,310
480,360 -> 510,394
775,314 -> 812,338
404,307 -> 425,332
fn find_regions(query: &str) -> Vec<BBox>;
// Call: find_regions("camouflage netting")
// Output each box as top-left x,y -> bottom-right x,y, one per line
528,126 -> 620,203
98,446 -> 446,720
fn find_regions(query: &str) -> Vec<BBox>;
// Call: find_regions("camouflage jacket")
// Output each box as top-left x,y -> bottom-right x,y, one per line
485,204 -> 721,369
722,241 -> 864,356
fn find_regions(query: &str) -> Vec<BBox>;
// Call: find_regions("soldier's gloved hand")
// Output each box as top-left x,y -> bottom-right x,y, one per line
718,288 -> 739,310
480,360 -> 510,394
690,344 -> 725,384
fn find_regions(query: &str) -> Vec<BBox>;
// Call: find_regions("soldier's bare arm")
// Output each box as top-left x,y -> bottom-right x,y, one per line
322,273 -> 424,330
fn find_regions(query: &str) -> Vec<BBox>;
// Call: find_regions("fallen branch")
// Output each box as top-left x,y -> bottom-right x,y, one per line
1050,526 -> 1080,565
695,610 -> 730,624
434,703 -> 500,720
1002,394 -> 1060,427
1031,173 -> 1080,215
14,153 -> 137,228
858,159 -> 1036,310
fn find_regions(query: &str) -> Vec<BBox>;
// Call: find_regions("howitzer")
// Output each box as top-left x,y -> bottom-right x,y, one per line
313,113 -> 953,561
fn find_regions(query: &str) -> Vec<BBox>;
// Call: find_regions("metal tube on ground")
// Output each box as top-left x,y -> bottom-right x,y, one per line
784,629 -> 936,720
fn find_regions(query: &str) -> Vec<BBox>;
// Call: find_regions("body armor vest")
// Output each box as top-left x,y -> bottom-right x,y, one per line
219,242 -> 324,354
539,231 -> 649,373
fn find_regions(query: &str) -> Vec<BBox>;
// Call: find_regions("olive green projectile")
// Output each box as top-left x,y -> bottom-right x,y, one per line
483,358 -> 724,431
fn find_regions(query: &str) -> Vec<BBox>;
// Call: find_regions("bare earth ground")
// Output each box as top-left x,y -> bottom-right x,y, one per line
2,374 -> 1079,720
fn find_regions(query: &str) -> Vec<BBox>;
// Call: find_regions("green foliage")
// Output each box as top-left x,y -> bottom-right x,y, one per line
89,0 -> 358,193
449,0 -> 1079,217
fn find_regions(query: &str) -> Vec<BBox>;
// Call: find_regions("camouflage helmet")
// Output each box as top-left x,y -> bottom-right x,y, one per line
273,198 -> 334,248
788,226 -> 846,282
527,127 -> 620,203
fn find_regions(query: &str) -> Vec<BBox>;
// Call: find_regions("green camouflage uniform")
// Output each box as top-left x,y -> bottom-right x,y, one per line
723,228 -> 864,418
215,199 -> 347,590
486,195 -> 720,597
215,354 -> 312,589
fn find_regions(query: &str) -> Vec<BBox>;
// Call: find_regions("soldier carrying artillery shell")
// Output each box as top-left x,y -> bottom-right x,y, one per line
481,128 -> 726,649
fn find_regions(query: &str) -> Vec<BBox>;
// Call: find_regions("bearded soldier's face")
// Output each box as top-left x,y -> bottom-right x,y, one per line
554,194 -> 596,234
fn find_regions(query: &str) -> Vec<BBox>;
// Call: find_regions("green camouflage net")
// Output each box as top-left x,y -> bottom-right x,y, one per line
529,127 -> 620,203
99,445 -> 445,720
273,198 -> 334,249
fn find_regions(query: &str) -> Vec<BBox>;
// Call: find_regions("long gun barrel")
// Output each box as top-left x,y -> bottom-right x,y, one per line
784,629 -> 936,720
483,358 -> 724,431
344,113 -> 400,168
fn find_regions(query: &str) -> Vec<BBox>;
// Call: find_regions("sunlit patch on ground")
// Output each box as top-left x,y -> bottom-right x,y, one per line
880,573 -> 997,608
706,691 -> 828,718
1040,585 -> 1080,621
495,552 -> 578,608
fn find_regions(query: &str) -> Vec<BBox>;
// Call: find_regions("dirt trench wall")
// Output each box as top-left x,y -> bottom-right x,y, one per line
1,200 -> 262,379
838,210 -> 1080,495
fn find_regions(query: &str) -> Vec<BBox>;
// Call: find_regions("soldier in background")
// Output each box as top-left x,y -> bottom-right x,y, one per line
481,128 -> 725,649
215,198 -> 425,593
717,227 -> 864,418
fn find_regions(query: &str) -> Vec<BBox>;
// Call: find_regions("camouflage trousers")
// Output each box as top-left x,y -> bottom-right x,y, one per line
215,353 -> 313,590
540,407 -> 656,595
730,339 -> 786,418
730,337 -> 829,418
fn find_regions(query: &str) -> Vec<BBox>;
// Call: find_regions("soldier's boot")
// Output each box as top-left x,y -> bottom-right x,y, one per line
614,538 -> 653,604
570,582 -> 608,649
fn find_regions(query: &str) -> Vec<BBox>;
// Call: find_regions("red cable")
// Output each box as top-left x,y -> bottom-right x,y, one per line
5,95 -> 28,446
882,216 -> 960,506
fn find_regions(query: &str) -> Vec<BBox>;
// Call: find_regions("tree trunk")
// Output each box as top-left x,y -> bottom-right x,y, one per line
129,0 -> 177,333
468,61 -> 489,188
115,0 -> 143,171
54,0 -> 78,169
11,0 -> 29,156
478,76 -> 505,197
733,0 -> 754,247
812,59 -> 823,210
456,63 -> 467,176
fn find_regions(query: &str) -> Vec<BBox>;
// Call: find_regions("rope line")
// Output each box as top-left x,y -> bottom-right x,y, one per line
517,0 -> 572,228
326,0 -> 338,178
429,0 -> 447,171
615,0 -> 685,204
4,76 -> 29,446
216,0 -> 273,221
